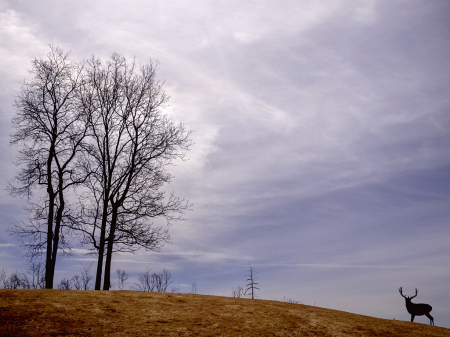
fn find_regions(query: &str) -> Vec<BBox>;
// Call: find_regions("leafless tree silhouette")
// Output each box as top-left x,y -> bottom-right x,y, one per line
9,46 -> 89,289
134,269 -> 172,292
399,287 -> 434,325
0,271 -> 23,289
71,275 -> 84,290
116,268 -> 129,290
8,47 -> 191,292
24,262 -> 46,289
0,269 -> 6,288
245,264 -> 259,299
57,278 -> 72,290
74,54 -> 192,290
80,262 -> 95,290
72,262 -> 94,290
0,263 -> 45,289
231,286 -> 245,298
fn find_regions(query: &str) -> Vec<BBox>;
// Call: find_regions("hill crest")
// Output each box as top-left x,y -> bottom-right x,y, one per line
1,289 -> 449,336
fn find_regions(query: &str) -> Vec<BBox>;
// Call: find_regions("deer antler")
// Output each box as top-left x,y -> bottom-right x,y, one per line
410,288 -> 418,299
399,287 -> 406,298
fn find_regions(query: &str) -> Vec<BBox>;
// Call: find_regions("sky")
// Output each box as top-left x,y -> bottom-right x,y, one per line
1,0 -> 450,328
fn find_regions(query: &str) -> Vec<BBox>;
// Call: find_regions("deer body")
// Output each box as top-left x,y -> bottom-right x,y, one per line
399,287 -> 434,326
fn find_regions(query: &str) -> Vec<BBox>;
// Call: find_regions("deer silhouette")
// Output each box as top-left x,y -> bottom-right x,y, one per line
399,287 -> 434,326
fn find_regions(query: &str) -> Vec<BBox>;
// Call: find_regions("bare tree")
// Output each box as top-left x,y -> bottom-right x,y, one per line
9,46 -> 89,289
1,272 -> 23,289
76,54 -> 192,290
57,278 -> 72,290
0,269 -> 6,288
0,269 -> 24,289
231,286 -> 245,298
134,269 -> 172,292
9,48 -> 191,291
0,263 -> 45,289
71,275 -> 83,290
116,268 -> 129,290
70,263 -> 94,290
245,264 -> 259,299
154,270 -> 172,292
26,262 -> 46,289
80,262 -> 94,290
135,269 -> 154,292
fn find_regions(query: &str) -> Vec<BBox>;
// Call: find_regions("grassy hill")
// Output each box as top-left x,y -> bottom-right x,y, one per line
1,289 -> 449,336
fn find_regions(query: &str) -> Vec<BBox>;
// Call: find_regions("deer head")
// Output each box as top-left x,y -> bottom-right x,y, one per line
399,287 -> 417,303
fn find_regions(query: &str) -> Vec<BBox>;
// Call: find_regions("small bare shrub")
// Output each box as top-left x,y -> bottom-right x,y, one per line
72,275 -> 83,290
0,263 -> 45,289
116,269 -> 129,290
3,272 -> 25,289
134,269 -> 172,292
70,263 -> 94,290
80,262 -> 94,290
231,286 -> 245,298
0,269 -> 6,288
57,278 -> 72,290
27,262 -> 46,289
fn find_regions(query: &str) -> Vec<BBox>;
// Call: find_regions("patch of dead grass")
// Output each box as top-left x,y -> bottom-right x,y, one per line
0,289 -> 449,336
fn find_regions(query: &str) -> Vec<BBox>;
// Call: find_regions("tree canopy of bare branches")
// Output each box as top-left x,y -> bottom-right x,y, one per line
0,263 -> 45,289
75,54 -> 192,290
9,46 -> 88,289
231,286 -> 245,298
116,268 -> 129,290
134,269 -> 172,292
9,47 -> 192,291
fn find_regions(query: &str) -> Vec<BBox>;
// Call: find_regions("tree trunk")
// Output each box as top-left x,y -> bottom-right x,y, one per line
94,205 -> 108,290
45,195 -> 55,289
94,189 -> 111,290
102,207 -> 118,290
45,146 -> 55,289
94,237 -> 105,290
49,186 -> 65,289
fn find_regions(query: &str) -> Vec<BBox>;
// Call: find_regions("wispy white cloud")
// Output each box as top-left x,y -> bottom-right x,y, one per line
261,263 -> 448,270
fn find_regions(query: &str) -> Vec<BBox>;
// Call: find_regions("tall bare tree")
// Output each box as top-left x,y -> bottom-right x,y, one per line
9,46 -> 88,289
245,264 -> 259,299
78,54 -> 192,290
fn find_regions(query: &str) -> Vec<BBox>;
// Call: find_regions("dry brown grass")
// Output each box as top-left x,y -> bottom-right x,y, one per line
1,289 -> 449,336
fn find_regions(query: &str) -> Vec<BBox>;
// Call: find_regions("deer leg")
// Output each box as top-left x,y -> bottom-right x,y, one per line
410,314 -> 415,322
425,313 -> 434,326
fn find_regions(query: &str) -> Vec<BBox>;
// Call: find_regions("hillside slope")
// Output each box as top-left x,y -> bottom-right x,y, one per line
0,289 -> 448,336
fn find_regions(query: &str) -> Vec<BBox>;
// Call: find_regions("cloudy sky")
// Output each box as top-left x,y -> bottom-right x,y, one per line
1,0 -> 450,327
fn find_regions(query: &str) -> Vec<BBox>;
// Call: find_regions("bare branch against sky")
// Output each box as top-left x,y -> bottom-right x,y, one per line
0,0 -> 449,327
9,46 -> 87,289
